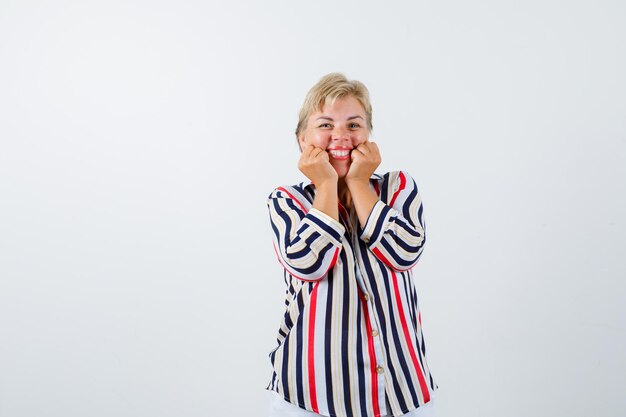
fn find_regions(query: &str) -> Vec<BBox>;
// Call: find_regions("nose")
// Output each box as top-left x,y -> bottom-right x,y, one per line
331,126 -> 350,143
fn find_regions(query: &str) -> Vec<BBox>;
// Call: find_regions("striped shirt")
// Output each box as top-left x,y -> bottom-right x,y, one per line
265,170 -> 438,417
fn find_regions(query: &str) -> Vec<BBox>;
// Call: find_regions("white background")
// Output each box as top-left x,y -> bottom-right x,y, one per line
1,1 -> 624,416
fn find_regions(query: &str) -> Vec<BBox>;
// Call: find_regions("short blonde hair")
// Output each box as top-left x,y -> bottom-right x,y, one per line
295,73 -> 373,145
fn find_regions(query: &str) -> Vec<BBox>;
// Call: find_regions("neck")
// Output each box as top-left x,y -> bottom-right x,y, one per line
338,177 -> 351,207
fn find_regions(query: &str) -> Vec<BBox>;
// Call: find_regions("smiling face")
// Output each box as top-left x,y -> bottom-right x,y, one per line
298,95 -> 370,179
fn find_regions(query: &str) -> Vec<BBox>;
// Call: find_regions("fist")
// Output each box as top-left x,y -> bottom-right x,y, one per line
345,141 -> 382,183
298,144 -> 338,187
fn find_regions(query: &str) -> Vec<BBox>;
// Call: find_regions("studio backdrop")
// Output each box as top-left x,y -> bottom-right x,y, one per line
0,1 -> 624,417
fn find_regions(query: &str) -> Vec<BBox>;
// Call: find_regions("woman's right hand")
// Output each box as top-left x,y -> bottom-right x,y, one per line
298,144 -> 338,187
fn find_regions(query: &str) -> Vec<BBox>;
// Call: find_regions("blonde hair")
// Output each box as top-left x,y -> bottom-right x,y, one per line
295,73 -> 373,146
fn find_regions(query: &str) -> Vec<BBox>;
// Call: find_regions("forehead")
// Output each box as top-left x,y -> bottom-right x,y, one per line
312,95 -> 365,118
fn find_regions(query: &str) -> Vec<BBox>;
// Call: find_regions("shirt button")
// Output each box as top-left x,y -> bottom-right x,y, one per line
376,366 -> 384,374
371,329 -> 379,337
363,294 -> 369,301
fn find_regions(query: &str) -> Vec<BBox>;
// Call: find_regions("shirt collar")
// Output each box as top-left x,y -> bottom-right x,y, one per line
302,172 -> 383,190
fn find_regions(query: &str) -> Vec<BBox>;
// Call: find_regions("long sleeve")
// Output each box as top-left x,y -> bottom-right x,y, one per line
357,170 -> 426,271
267,186 -> 345,281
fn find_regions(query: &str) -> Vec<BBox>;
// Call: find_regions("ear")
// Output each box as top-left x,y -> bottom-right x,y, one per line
298,135 -> 306,151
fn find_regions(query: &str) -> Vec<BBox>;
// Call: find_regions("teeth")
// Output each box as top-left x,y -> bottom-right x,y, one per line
330,150 -> 349,157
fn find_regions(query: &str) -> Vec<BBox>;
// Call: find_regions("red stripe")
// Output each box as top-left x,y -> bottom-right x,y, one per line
390,270 -> 430,402
277,186 -> 308,213
308,282 -> 320,412
338,202 -> 348,222
272,242 -> 339,282
372,247 -> 413,272
360,291 -> 381,417
328,246 -> 340,271
388,172 -> 406,208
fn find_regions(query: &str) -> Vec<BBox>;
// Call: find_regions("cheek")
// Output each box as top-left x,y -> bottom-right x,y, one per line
308,133 -> 330,148
355,135 -> 368,146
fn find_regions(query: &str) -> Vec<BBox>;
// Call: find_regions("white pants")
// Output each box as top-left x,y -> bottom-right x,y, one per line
268,391 -> 437,417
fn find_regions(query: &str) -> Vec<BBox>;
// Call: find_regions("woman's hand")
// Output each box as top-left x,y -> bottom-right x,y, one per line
298,144 -> 338,187
345,141 -> 381,184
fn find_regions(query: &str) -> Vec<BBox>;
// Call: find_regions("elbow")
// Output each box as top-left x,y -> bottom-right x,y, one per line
273,242 -> 341,282
372,248 -> 421,272
371,235 -> 425,272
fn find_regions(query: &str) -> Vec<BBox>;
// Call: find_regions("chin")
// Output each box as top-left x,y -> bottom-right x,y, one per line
333,167 -> 349,179
333,162 -> 350,177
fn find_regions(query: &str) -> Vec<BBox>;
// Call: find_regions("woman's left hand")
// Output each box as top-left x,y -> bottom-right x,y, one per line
345,141 -> 382,184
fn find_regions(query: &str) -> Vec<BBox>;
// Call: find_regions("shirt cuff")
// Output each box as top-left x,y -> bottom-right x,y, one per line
358,200 -> 392,246
304,208 -> 346,247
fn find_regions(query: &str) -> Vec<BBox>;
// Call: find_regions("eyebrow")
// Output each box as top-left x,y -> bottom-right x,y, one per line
316,115 -> 364,121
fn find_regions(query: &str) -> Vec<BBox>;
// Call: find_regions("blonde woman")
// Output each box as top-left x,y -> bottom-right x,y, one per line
266,73 -> 438,417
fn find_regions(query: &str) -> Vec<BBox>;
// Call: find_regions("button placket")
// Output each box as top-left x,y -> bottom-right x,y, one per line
352,210 -> 389,416
352,223 -> 369,293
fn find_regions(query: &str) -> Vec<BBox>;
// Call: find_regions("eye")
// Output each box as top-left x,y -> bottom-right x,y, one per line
349,123 -> 361,129
319,123 -> 332,128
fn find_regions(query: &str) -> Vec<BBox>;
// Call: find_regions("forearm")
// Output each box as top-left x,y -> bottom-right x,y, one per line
268,186 -> 345,281
312,181 -> 340,221
347,179 -> 379,228
355,171 -> 426,271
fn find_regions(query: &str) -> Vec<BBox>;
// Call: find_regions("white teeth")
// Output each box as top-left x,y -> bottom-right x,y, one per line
330,150 -> 349,157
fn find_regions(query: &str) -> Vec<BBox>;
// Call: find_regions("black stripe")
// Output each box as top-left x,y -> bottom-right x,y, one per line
281,331 -> 291,400
295,288 -> 305,407
324,269 -> 336,416
340,261 -> 353,417
355,298 -> 368,417
380,172 -> 391,202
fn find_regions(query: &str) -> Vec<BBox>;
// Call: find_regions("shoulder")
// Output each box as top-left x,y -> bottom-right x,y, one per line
266,181 -> 314,213
266,180 -> 309,199
375,170 -> 418,188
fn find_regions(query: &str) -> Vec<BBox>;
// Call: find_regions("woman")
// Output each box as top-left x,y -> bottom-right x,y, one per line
266,73 -> 438,417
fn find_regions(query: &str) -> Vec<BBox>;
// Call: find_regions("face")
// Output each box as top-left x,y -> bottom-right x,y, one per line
298,95 -> 370,179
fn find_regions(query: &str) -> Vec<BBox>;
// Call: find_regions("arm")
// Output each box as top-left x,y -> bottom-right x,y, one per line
267,186 -> 345,281
347,179 -> 379,230
312,180 -> 340,223
356,170 -> 426,271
